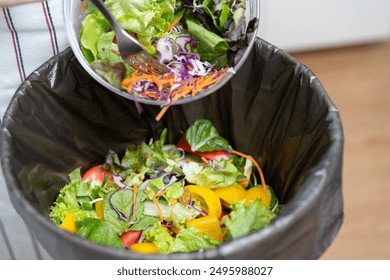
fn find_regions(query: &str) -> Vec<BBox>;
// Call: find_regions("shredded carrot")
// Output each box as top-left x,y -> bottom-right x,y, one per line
201,156 -> 209,164
170,226 -> 180,235
154,88 -> 192,121
220,228 -> 229,241
132,184 -> 138,221
231,149 -> 268,190
166,15 -> 183,33
111,49 -> 120,55
81,0 -> 86,13
152,188 -> 169,222
169,197 -> 175,221
122,73 -> 156,87
192,75 -> 219,96
121,66 -> 231,121
163,227 -> 170,233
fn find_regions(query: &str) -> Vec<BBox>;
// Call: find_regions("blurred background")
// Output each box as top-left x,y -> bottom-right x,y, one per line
258,0 -> 390,52
258,0 -> 390,259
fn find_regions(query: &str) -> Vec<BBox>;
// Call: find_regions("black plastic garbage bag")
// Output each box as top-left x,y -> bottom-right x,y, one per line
0,38 -> 344,259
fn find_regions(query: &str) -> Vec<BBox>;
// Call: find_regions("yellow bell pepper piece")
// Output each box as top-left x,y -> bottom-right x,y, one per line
59,212 -> 77,233
130,242 -> 159,254
184,185 -> 222,218
244,186 -> 271,207
95,200 -> 104,219
213,185 -> 246,207
186,216 -> 223,241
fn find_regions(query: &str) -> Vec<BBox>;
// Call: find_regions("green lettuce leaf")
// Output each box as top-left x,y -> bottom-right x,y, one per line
104,0 -> 175,47
77,218 -> 123,248
222,200 -> 276,239
143,201 -> 199,228
91,61 -> 126,89
144,222 -> 219,253
185,20 -> 229,66
145,176 -> 183,200
109,129 -> 185,184
49,168 -> 109,225
185,119 -> 231,152
182,161 -> 240,188
80,14 -> 110,62
129,216 -> 160,231
202,0 -> 234,32
103,189 -> 147,234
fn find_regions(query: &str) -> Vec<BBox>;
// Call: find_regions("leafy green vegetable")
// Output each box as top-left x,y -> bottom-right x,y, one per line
222,200 -> 276,239
227,0 -> 247,41
144,176 -> 183,201
144,222 -> 219,253
108,129 -> 184,186
81,0 -> 176,58
185,119 -> 231,152
143,201 -> 199,228
182,161 -> 240,188
91,61 -> 126,89
80,13 -> 110,62
103,189 -> 147,234
185,20 -> 229,66
49,118 -> 279,255
79,0 -> 256,96
49,201 -> 96,226
129,216 -> 160,231
77,218 -> 123,248
49,168 -> 110,225
202,0 -> 235,32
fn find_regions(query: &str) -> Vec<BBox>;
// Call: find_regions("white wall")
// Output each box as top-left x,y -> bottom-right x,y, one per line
257,0 -> 390,52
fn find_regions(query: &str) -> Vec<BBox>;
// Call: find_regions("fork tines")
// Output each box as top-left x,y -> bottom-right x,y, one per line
127,53 -> 169,75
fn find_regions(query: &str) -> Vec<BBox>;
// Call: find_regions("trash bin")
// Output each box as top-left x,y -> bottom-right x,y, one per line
0,38 -> 344,259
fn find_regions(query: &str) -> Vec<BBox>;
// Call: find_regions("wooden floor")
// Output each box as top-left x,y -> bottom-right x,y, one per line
291,40 -> 390,260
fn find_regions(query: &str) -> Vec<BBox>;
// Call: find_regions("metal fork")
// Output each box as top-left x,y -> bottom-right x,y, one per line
90,0 -> 169,75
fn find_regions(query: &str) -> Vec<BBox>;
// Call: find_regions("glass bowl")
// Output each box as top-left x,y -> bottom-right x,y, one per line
63,0 -> 260,106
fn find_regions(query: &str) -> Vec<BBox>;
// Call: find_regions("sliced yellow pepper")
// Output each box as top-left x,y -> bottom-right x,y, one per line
130,242 -> 159,254
95,200 -> 104,219
186,216 -> 222,241
59,212 -> 77,233
244,186 -> 271,207
213,185 -> 246,207
184,185 -> 222,218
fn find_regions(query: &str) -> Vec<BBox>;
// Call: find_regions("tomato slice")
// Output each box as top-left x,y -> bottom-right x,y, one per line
120,231 -> 142,247
176,137 -> 192,153
82,164 -> 113,186
177,137 -> 230,161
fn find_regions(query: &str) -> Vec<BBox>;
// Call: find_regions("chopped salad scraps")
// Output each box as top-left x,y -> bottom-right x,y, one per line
80,0 -> 255,120
49,119 -> 282,254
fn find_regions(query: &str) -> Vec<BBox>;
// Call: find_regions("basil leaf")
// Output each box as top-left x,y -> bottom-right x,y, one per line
185,119 -> 231,152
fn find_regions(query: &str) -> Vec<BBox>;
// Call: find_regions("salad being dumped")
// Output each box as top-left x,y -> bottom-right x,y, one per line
49,119 -> 282,254
80,0 -> 255,120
